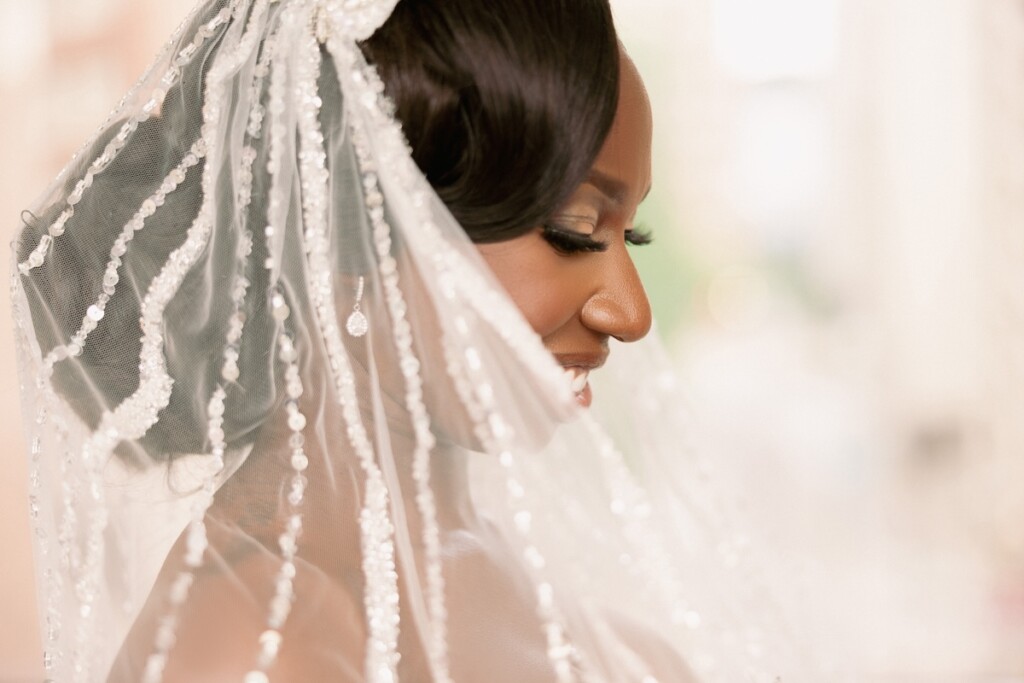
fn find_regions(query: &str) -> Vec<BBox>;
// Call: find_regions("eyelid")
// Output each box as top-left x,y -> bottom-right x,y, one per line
548,213 -> 598,234
541,224 -> 609,253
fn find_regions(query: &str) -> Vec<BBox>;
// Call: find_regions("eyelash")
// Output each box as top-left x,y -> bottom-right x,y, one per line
541,224 -> 653,254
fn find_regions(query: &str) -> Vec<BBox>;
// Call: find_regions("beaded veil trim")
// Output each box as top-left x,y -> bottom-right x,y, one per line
12,1 -> 800,681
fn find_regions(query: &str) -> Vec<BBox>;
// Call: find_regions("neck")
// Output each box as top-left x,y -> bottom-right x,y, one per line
226,397 -> 478,574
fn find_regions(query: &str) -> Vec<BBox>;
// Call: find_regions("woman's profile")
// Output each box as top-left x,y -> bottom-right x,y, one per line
12,0 -> 808,681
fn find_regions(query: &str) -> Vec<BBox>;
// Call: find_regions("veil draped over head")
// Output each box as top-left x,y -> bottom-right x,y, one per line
12,1 -> 816,681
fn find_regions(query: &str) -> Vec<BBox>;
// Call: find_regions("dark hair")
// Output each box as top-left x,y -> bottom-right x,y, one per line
16,0 -> 621,459
363,0 -> 620,242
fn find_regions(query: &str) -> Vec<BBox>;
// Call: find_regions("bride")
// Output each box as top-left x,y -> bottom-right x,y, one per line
13,0 -> 811,681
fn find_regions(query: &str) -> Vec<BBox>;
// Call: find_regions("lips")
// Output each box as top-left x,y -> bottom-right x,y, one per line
554,352 -> 606,409
562,367 -> 593,408
563,367 -> 589,393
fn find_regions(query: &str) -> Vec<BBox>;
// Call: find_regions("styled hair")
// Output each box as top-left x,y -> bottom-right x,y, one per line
16,0 -> 621,459
363,0 -> 620,242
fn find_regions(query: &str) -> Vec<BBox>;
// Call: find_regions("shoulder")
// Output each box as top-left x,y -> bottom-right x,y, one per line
108,527 -> 365,682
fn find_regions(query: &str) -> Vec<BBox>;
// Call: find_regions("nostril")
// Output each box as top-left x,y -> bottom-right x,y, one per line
581,290 -> 652,343
579,250 -> 653,342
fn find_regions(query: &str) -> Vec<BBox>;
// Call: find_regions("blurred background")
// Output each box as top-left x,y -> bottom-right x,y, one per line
0,0 -> 1021,680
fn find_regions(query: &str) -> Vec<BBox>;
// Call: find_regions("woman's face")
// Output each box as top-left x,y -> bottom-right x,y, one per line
477,52 -> 653,408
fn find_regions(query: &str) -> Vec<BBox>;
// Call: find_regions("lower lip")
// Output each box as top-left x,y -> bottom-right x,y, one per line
575,382 -> 592,408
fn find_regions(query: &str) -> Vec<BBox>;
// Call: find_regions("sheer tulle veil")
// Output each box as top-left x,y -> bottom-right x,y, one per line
12,0 -> 815,681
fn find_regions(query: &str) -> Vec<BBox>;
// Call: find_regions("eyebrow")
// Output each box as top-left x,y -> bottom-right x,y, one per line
587,169 -> 652,206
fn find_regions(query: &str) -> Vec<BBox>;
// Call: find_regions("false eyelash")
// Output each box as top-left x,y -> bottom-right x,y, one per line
541,224 -> 655,254
625,225 -> 654,246
541,225 -> 609,254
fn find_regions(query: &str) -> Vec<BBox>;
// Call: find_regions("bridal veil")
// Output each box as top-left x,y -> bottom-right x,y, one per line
12,1 -> 814,680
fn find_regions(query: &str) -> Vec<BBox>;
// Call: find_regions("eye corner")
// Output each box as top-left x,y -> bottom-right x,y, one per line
625,226 -> 654,247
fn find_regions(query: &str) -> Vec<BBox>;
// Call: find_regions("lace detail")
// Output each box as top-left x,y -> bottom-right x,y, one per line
318,0 -> 402,42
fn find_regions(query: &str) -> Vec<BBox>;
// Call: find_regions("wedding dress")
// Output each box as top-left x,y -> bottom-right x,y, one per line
12,1 -> 812,681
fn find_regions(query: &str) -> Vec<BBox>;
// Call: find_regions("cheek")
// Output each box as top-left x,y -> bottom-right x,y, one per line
505,277 -> 577,338
477,239 -> 586,338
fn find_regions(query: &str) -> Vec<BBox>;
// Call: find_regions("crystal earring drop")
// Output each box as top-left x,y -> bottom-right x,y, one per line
346,276 -> 368,338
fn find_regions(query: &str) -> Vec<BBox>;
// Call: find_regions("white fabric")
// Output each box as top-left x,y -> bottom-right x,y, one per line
12,1 -> 816,681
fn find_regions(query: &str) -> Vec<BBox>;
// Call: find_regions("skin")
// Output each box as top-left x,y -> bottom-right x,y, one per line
477,51 -> 654,405
108,50 -> 690,683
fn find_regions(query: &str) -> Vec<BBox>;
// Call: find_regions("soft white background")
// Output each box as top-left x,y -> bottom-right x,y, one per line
1,0 -> 1022,680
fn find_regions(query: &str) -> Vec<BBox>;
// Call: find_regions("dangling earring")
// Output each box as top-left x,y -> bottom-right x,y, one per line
346,276 -> 368,338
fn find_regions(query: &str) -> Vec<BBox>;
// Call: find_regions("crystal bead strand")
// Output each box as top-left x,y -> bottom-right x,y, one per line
39,140 -> 206,375
220,35 -> 295,680
261,2 -> 293,287
332,31 -> 578,679
17,1 -> 241,276
583,414 -> 692,620
439,328 -> 579,683
293,23 -> 400,683
637,384 -> 787,681
582,413 -> 743,680
41,447 -> 72,678
348,117 -> 453,683
65,4 -> 270,679
81,0 -> 270,462
138,383 -> 229,683
139,11 -> 276,683
317,0 -> 402,43
11,276 -> 69,677
52,0 -> 205,190
237,21 -> 321,681
27,431 -> 63,677
338,35 -> 582,678
67,445 -> 111,681
139,232 -> 257,683
590,366 -> 782,680
243,317 -> 310,683
234,27 -> 277,211
331,42 -> 571,415
42,384 -> 77,680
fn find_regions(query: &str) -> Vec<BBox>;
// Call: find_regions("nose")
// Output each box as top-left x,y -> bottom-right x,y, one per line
580,249 -> 653,343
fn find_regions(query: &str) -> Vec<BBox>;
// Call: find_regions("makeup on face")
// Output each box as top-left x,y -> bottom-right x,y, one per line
478,50 -> 654,409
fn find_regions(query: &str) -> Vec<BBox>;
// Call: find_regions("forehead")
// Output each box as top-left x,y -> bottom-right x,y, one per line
617,52 -> 653,135
587,52 -> 653,206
